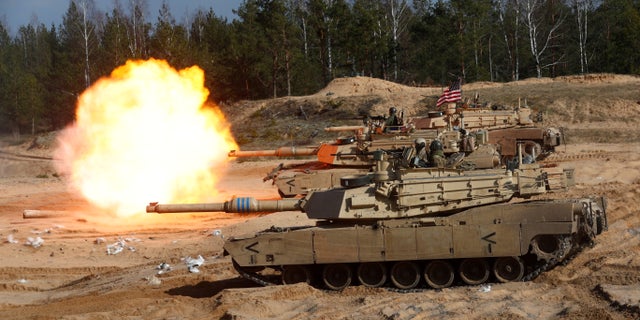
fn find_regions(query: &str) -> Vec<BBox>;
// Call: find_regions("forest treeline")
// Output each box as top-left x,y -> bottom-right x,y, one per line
1,0 -> 639,136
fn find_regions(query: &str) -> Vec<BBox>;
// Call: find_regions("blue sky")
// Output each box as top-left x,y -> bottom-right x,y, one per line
1,0 -> 242,35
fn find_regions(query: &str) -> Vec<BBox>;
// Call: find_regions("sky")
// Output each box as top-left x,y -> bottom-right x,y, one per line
1,0 -> 243,35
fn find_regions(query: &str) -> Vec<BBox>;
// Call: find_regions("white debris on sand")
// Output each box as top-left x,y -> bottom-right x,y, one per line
212,229 -> 223,238
106,239 -> 126,255
184,255 -> 205,273
479,284 -> 492,293
6,234 -> 19,244
156,262 -> 172,274
25,237 -> 44,248
30,224 -> 64,235
146,275 -> 162,286
106,237 -> 138,255
30,229 -> 51,235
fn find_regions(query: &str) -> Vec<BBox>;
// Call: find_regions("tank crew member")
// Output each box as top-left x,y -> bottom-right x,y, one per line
383,106 -> 401,132
411,138 -> 429,168
429,139 -> 446,168
522,152 -> 534,164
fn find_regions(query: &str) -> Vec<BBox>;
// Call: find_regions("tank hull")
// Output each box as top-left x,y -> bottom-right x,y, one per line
224,198 -> 606,289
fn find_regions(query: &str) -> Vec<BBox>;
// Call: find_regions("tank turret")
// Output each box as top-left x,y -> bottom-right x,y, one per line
148,150 -> 570,219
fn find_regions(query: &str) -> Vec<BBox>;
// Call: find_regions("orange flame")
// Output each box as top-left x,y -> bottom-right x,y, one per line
54,59 -> 237,217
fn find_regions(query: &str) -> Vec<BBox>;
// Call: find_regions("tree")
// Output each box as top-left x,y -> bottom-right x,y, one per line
572,0 -> 593,74
126,0 -> 151,59
59,0 -> 101,90
591,0 -> 640,73
307,0 -> 350,83
189,9 -> 236,101
385,0 -> 411,81
521,0 -> 565,78
255,0 -> 294,97
351,0 -> 389,78
232,1 -> 272,99
285,0 -> 325,95
449,0 -> 495,81
0,23 -> 50,137
101,1 -> 131,73
498,0 -> 523,81
408,1 -> 459,83
288,0 -> 310,58
56,0 -> 102,128
149,1 -> 189,67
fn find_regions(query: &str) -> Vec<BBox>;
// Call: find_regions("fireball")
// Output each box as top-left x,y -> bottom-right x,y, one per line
54,59 -> 237,217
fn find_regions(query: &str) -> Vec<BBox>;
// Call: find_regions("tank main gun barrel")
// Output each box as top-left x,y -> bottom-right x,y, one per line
146,197 -> 302,214
324,126 -> 367,133
228,146 -> 318,158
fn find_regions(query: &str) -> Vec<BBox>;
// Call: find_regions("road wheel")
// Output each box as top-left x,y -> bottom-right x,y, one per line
390,261 -> 421,289
531,235 -> 572,262
282,265 -> 312,285
523,140 -> 542,159
459,259 -> 490,285
357,262 -> 387,288
424,260 -> 455,289
322,264 -> 352,290
493,257 -> 525,283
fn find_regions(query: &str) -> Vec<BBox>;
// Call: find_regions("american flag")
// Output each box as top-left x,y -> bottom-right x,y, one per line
436,79 -> 462,107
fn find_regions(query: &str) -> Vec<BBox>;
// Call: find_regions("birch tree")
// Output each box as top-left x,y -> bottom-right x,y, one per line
60,0 -> 100,89
521,0 -> 565,78
498,0 -> 521,81
572,0 -> 592,74
60,0 -> 101,106
287,0 -> 310,58
126,0 -> 150,58
102,1 -> 129,71
386,0 -> 410,81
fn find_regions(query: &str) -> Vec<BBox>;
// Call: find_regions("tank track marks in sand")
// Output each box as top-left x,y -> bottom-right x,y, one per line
541,150 -> 632,163
0,266 -> 123,291
593,284 -> 640,317
231,235 -> 593,293
0,150 -> 53,161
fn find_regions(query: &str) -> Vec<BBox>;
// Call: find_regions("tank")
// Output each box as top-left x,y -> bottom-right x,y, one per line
147,151 -> 606,290
229,104 -> 562,198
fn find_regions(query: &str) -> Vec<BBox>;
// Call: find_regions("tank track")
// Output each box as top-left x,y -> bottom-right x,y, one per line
232,260 -> 275,287
231,235 -> 592,291
523,235 -> 573,281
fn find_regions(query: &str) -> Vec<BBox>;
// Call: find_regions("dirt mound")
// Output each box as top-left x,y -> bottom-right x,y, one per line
554,73 -> 639,84
315,76 -> 433,97
0,133 -> 57,178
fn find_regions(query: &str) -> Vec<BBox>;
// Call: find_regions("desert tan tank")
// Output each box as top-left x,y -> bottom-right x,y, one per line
148,151 -> 606,290
229,105 -> 562,197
